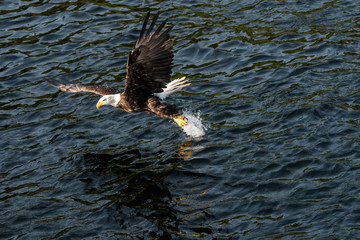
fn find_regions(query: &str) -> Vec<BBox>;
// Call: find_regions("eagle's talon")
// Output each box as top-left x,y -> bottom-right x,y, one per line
173,116 -> 188,127
44,12 -> 192,134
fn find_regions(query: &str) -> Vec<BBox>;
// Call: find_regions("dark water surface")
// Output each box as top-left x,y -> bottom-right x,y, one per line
1,0 -> 360,239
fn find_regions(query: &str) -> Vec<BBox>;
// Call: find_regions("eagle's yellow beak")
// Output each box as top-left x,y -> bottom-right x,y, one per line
96,101 -> 104,109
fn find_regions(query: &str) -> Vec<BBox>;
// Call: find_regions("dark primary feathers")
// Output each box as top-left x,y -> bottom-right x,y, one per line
45,12 -> 174,97
125,11 -> 174,94
44,12 -> 183,120
44,77 -> 120,96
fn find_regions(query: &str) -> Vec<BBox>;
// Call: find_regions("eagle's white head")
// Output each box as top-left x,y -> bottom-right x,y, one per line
96,93 -> 121,109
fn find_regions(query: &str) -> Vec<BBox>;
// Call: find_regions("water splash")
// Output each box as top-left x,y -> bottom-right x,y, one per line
180,110 -> 207,138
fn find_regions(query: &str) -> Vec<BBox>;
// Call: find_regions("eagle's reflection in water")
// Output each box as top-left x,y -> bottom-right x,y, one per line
79,140 -> 203,239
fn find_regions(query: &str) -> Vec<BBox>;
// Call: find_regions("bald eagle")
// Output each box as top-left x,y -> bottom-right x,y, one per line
45,12 -> 189,127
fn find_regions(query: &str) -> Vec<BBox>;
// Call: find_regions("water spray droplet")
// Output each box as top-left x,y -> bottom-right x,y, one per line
180,110 -> 207,138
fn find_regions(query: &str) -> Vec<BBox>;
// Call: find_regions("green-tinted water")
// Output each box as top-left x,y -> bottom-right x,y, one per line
1,0 -> 360,239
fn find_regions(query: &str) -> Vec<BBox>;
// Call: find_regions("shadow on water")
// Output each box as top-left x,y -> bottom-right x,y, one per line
74,140 -> 201,239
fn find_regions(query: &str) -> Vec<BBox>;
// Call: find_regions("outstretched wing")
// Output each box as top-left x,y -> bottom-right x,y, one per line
45,78 -> 120,96
125,12 -> 174,94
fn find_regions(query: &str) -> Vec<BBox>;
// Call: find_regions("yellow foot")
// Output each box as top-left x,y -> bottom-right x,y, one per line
173,116 -> 188,127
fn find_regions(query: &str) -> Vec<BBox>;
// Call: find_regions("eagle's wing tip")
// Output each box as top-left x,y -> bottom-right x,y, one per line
43,77 -> 61,88
43,77 -> 80,93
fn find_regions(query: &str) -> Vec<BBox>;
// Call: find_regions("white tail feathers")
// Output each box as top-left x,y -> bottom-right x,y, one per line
155,77 -> 190,100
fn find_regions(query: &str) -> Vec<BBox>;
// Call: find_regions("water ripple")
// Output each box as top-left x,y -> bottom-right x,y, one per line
1,0 -> 360,239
